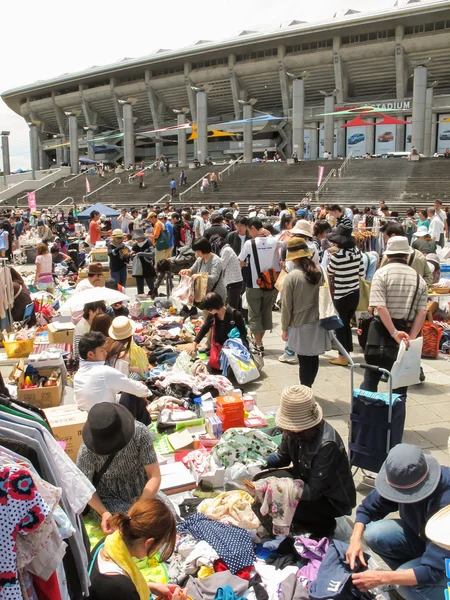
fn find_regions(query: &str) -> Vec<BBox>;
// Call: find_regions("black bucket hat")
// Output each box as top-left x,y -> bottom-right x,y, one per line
375,444 -> 441,504
328,224 -> 355,248
82,403 -> 135,456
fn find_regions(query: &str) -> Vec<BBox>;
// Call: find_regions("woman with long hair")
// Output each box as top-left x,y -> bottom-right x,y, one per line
90,313 -> 113,338
9,267 -> 36,325
88,498 -> 180,600
281,238 -> 331,387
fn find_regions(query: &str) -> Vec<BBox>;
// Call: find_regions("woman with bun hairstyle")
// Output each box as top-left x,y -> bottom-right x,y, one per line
89,497 -> 182,600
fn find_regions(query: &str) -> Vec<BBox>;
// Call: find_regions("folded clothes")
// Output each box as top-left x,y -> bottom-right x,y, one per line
198,490 -> 260,531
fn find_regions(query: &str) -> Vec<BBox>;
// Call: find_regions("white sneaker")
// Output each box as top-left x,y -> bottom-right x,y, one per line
278,353 -> 297,364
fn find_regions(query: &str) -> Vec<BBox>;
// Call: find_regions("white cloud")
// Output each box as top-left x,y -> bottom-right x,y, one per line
1,0 -> 391,171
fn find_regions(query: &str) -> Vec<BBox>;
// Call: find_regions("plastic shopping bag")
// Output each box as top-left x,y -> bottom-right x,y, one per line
390,338 -> 423,389
172,275 -> 195,307
221,346 -> 260,384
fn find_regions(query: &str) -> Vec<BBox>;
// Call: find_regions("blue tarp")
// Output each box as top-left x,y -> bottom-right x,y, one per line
77,202 -> 120,220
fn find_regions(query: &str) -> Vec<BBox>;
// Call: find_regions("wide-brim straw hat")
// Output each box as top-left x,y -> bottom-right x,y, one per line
426,505 -> 450,550
109,315 -> 137,340
111,228 -> 124,238
276,386 -> 323,431
286,238 -> 312,261
292,219 -> 313,239
413,226 -> 429,238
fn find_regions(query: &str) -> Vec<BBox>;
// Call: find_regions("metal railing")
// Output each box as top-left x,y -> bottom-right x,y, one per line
218,156 -> 244,181
155,193 -> 171,206
17,180 -> 57,205
179,172 -> 211,202
81,177 -> 121,204
128,160 -> 158,183
64,170 -> 93,187
52,196 -> 74,209
315,168 -> 336,203
338,152 -> 353,177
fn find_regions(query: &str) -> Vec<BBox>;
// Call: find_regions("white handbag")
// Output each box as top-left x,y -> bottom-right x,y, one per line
221,347 -> 260,384
390,338 -> 423,389
318,267 -> 343,331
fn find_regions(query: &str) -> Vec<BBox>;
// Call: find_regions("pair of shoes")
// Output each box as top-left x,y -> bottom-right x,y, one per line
278,353 -> 297,364
329,356 -> 349,366
257,345 -> 265,355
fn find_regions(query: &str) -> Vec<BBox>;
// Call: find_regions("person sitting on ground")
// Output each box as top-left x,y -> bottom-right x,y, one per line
88,497 -> 182,600
187,292 -> 248,369
74,332 -> 149,412
76,262 -> 105,291
73,301 -> 107,362
90,313 -> 113,338
77,402 -> 173,536
346,444 -> 449,600
10,267 -> 36,326
252,385 -> 356,538
412,226 -> 437,255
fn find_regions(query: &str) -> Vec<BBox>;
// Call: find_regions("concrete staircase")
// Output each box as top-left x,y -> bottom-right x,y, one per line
318,158 -> 450,214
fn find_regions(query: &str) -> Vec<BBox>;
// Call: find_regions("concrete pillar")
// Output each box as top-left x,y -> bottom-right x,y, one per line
196,91 -> 208,163
86,128 -> 95,161
411,66 -> 427,153
324,96 -> 335,157
431,112 -> 437,155
29,124 -> 40,179
310,123 -> 319,159
56,141 -> 63,167
395,25 -> 407,100
336,120 -> 346,157
63,146 -> 70,165
177,114 -> 187,167
424,87 -> 434,157
1,132 -> 11,176
39,141 -> 49,170
243,104 -> 253,163
365,119 -> 375,155
68,115 -> 79,175
122,103 -> 135,168
396,122 -> 406,151
292,79 -> 305,160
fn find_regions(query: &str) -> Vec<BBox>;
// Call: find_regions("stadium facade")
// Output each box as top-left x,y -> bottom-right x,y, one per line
2,0 -> 450,173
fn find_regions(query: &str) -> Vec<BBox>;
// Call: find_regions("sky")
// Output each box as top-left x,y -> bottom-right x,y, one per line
1,0 -> 394,171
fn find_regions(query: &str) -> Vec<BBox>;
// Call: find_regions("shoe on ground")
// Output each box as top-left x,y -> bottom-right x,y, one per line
419,367 -> 426,382
329,356 -> 349,366
278,353 -> 297,364
257,345 -> 265,355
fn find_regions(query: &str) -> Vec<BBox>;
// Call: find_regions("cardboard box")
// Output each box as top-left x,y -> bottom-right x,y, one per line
44,405 -> 88,462
18,368 -> 62,409
47,322 -> 75,345
160,462 -> 196,495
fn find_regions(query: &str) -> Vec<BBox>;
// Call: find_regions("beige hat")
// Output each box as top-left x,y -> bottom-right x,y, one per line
109,316 -> 137,340
111,228 -> 124,238
384,236 -> 413,255
276,386 -> 323,431
425,505 -> 450,550
286,238 -> 312,261
292,220 -> 313,239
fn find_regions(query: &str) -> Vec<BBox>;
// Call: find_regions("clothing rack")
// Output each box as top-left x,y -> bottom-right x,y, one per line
0,258 -> 14,331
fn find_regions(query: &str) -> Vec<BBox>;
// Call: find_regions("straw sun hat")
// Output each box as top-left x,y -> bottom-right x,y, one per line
426,504 -> 450,550
286,238 -> 312,262
275,385 -> 323,431
109,316 -> 137,341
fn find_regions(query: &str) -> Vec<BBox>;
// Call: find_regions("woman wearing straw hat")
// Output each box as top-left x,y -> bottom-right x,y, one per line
256,385 -> 355,538
281,239 -> 331,387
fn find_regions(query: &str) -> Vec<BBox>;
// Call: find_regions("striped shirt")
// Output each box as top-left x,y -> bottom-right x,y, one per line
370,261 -> 427,320
337,214 -> 353,229
328,247 -> 364,299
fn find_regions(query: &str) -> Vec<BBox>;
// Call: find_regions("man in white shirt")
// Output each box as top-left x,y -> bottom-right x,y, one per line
194,209 -> 209,238
74,332 -> 149,411
117,209 -> 134,234
428,207 -> 445,246
433,200 -> 447,247
239,218 -> 278,352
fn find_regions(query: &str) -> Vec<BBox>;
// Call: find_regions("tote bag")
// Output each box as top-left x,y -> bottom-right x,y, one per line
356,278 -> 371,312
318,267 -> 343,331
391,338 -> 423,388
275,268 -> 288,293
221,347 -> 260,384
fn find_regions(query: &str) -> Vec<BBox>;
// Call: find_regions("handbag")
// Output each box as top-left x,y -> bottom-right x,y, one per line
275,268 -> 288,293
391,338 -> 423,388
194,272 -> 208,303
209,323 -> 222,370
365,272 -> 420,367
318,267 -> 343,331
251,239 -> 278,291
155,224 -> 170,251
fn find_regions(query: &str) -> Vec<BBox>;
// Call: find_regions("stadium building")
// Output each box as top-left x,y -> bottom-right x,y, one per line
2,0 -> 450,174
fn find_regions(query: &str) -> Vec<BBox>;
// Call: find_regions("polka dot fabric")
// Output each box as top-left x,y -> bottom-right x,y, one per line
0,465 -> 50,600
177,513 -> 255,574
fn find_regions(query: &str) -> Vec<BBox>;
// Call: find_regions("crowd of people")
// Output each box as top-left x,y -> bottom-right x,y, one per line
2,186 -> 450,600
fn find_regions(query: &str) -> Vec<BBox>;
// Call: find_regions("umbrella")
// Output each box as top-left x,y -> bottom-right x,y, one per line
58,287 -> 130,314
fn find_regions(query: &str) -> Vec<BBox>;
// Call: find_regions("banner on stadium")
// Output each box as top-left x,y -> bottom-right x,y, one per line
304,129 -> 311,159
319,123 -> 338,156
345,125 -> 366,157
27,192 -> 36,211
437,114 -> 450,153
317,166 -> 325,188
375,118 -> 396,154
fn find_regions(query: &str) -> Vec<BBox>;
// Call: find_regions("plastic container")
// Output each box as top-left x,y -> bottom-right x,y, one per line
4,338 -> 35,359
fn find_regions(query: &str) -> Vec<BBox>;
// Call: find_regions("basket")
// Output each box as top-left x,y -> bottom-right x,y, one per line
3,338 -> 35,359
433,287 -> 450,294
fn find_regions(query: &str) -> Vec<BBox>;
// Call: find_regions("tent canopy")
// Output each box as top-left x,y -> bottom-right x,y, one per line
77,202 -> 120,220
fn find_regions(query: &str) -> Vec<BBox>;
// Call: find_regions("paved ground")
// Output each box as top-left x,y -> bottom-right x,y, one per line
251,310 -> 450,507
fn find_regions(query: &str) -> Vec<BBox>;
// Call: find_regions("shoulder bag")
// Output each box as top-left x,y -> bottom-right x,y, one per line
365,272 -> 420,367
82,452 -> 117,516
318,266 -> 343,331
250,239 -> 278,291
155,223 -> 170,251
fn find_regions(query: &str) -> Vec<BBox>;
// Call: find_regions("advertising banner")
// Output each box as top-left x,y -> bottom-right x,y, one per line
317,166 -> 325,188
437,114 -> 450,153
375,118 -> 396,154
304,129 -> 311,159
27,192 -> 36,211
346,125 -> 366,157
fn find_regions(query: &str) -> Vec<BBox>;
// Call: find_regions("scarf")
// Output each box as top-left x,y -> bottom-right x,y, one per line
103,530 -> 150,600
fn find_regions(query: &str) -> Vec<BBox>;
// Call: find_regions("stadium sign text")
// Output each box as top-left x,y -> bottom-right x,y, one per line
340,100 -> 411,111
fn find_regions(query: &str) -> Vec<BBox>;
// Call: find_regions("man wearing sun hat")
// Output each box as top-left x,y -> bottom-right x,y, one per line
258,385 -> 355,537
347,444 -> 450,599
